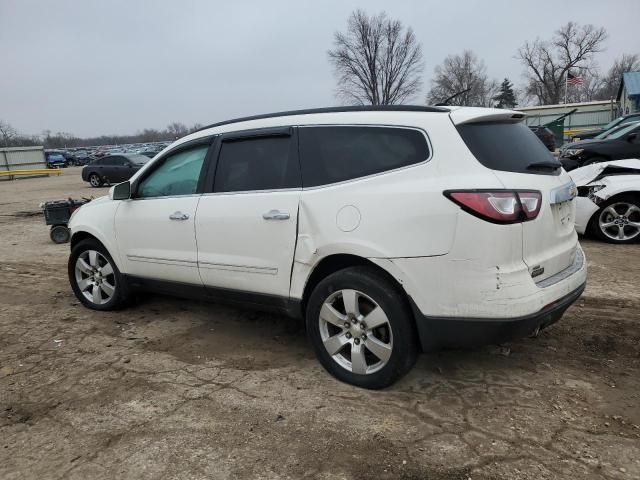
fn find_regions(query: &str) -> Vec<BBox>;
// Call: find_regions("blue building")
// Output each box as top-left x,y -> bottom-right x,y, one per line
617,71 -> 640,114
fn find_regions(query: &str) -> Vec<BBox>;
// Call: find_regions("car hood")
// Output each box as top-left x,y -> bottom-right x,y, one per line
563,138 -> 605,150
569,159 -> 640,186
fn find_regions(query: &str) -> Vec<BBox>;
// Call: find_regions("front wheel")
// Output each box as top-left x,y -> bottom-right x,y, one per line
591,195 -> 640,244
305,266 -> 418,389
68,239 -> 131,310
89,173 -> 102,187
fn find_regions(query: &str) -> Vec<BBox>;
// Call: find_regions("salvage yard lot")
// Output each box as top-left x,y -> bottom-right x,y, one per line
1,170 -> 639,480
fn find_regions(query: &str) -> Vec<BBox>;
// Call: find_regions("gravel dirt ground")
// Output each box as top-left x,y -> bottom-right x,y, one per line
1,171 -> 639,480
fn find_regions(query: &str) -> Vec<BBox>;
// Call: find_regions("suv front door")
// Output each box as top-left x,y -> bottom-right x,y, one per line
114,140 -> 212,285
196,128 -> 300,298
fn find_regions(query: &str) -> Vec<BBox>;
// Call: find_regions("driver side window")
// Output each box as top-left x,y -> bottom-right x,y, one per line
137,145 -> 209,198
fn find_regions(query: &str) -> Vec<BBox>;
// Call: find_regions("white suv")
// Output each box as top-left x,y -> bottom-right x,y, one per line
68,106 -> 587,388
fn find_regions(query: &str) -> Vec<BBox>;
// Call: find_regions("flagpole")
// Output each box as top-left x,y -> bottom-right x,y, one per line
564,72 -> 568,104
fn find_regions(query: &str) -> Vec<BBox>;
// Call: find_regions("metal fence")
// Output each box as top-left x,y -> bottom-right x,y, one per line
0,146 -> 47,181
524,107 -> 615,138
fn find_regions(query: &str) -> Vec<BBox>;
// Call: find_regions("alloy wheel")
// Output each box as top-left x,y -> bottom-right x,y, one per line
74,250 -> 116,305
598,202 -> 640,241
318,289 -> 393,375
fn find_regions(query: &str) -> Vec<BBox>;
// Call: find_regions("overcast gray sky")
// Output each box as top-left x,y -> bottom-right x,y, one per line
0,0 -> 637,137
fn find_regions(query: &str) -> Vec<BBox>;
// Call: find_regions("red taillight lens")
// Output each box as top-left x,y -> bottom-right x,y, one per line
444,190 -> 542,224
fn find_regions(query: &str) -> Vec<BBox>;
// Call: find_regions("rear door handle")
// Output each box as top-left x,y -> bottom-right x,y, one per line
169,211 -> 190,221
262,209 -> 290,221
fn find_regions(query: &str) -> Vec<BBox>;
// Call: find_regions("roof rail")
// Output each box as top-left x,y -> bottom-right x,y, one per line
195,105 -> 449,132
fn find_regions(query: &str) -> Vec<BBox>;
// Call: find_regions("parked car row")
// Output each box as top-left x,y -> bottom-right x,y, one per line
45,142 -> 170,169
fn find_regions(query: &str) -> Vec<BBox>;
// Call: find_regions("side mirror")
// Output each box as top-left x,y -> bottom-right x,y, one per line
109,181 -> 131,200
627,133 -> 638,143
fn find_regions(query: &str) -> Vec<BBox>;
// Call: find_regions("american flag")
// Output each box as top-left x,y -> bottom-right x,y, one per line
567,71 -> 584,86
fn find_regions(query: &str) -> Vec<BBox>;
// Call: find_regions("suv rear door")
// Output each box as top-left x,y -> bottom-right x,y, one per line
453,113 -> 578,284
196,127 -> 300,298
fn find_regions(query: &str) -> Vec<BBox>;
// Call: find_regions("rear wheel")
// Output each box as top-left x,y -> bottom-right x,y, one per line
68,239 -> 131,310
89,173 -> 102,187
305,266 -> 418,389
591,195 -> 640,244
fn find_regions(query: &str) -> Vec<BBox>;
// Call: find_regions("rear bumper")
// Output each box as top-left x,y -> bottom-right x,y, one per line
412,282 -> 585,351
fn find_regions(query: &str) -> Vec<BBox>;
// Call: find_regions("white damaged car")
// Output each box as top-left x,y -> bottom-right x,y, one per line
570,159 -> 640,244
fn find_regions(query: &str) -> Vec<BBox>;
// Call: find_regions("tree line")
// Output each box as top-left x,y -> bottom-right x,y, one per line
329,10 -> 639,109
0,121 -> 202,149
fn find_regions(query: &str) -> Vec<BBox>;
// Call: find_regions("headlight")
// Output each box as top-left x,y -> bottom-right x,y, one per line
564,148 -> 583,157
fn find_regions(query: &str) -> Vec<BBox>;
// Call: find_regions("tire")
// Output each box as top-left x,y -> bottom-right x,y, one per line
305,266 -> 418,389
89,173 -> 102,187
50,225 -> 70,244
68,239 -> 131,310
590,194 -> 640,244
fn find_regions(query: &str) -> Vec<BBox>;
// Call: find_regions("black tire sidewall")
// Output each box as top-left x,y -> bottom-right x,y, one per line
68,239 -> 129,310
50,225 -> 70,244
592,195 -> 640,244
305,266 -> 417,389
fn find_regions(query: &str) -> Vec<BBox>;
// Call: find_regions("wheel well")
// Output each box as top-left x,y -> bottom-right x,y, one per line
603,191 -> 640,203
70,231 -> 100,250
301,254 -> 410,315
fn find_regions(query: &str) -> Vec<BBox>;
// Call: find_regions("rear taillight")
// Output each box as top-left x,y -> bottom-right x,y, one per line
444,190 -> 542,224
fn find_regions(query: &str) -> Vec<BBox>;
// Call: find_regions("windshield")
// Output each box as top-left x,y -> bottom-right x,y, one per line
605,122 -> 640,140
128,154 -> 150,164
602,118 -> 623,131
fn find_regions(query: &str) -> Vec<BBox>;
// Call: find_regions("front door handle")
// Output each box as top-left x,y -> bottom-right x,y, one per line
169,211 -> 190,221
262,209 -> 290,221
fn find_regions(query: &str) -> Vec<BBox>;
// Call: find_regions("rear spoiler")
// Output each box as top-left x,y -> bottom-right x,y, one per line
449,107 -> 526,125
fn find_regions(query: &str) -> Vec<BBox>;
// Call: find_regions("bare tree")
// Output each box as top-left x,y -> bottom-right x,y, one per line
597,53 -> 640,100
0,120 -> 18,148
518,22 -> 607,105
328,10 -> 424,105
426,50 -> 498,106
166,122 -> 188,139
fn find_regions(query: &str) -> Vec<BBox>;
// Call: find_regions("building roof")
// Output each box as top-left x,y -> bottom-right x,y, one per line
617,71 -> 640,100
516,100 -> 613,111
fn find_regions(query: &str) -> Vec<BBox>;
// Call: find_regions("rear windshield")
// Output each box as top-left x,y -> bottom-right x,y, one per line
456,122 -> 558,174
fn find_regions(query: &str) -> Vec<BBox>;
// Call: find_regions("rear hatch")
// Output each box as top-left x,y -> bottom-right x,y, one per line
451,110 -> 578,283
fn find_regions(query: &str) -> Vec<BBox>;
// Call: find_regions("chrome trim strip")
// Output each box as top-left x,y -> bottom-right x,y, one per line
198,261 -> 278,275
127,255 -> 198,267
535,247 -> 584,288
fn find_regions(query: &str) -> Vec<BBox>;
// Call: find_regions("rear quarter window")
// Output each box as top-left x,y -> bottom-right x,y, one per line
456,122 -> 558,174
298,126 -> 429,187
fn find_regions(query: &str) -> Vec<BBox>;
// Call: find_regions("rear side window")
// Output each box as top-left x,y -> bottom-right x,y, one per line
456,122 -> 557,174
298,126 -> 429,187
213,136 -> 299,192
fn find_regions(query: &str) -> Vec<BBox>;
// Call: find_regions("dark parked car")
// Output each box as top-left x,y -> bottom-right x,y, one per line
81,154 -> 150,187
528,126 -> 556,151
45,151 -> 68,168
559,122 -> 640,171
138,149 -> 162,158
71,149 -> 91,166
570,113 -> 640,141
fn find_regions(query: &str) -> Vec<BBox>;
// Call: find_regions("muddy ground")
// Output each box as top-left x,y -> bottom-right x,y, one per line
1,171 -> 639,480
